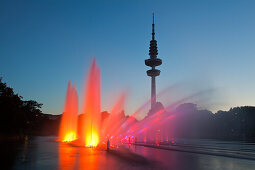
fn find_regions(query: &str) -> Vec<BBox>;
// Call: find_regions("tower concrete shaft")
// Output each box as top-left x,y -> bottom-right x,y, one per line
151,76 -> 156,109
145,13 -> 162,109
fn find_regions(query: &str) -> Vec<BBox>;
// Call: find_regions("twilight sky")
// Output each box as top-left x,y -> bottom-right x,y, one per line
1,0 -> 255,117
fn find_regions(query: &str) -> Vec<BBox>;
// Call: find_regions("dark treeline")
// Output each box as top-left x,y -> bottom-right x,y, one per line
171,103 -> 255,142
0,78 -> 60,137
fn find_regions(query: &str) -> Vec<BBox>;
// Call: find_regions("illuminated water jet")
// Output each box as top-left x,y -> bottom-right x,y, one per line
81,59 -> 101,147
59,81 -> 78,142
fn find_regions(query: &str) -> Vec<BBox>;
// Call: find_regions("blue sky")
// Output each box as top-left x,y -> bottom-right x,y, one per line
1,0 -> 255,116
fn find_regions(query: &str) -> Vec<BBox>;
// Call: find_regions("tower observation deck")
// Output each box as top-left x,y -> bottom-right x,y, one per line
145,13 -> 162,110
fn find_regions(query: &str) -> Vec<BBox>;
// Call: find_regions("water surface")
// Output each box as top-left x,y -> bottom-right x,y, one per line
7,136 -> 255,170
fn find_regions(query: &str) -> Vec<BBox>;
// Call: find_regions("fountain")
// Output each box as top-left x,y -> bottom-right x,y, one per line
58,58 -> 131,147
59,80 -> 78,142
58,58 -> 212,148
59,59 -> 101,147
81,59 -> 101,147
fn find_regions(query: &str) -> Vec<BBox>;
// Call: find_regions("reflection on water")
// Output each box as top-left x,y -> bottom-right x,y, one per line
7,136 -> 255,170
79,147 -> 100,170
0,138 -> 24,169
59,143 -> 78,170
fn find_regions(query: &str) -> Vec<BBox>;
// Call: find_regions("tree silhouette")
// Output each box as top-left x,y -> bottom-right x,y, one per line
0,78 -> 43,135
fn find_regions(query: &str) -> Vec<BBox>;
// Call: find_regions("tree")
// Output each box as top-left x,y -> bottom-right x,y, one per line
0,78 -> 43,135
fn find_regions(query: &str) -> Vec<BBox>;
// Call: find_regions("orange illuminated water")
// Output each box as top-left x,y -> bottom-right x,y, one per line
81,59 -> 101,147
59,81 -> 78,142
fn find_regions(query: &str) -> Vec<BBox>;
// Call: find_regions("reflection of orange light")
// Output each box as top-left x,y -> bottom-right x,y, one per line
59,143 -> 77,170
63,131 -> 77,142
79,147 -> 99,170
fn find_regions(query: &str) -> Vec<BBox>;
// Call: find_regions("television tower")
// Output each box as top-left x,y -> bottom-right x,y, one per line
145,13 -> 162,110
